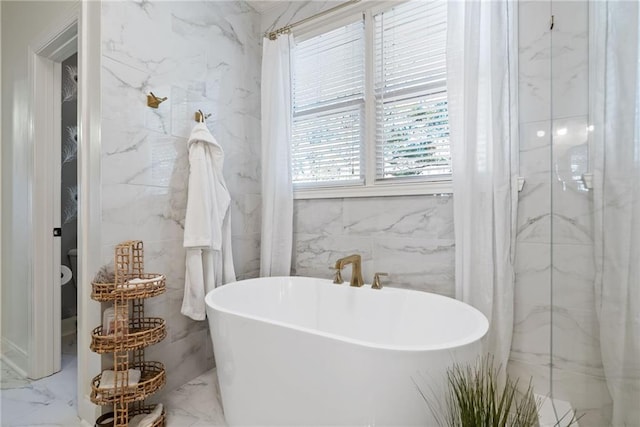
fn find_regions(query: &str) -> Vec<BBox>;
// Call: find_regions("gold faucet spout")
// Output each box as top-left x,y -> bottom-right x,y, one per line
334,254 -> 364,287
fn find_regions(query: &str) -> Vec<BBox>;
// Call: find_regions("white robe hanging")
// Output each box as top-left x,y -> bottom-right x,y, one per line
181,122 -> 236,321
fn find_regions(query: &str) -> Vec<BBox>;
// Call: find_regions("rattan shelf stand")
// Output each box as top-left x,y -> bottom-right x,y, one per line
90,241 -> 167,427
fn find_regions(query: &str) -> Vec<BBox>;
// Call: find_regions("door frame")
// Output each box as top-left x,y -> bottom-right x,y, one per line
28,1 -> 102,423
29,13 -> 76,381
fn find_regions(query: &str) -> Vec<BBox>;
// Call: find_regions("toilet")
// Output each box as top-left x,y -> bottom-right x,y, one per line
67,248 -> 77,287
62,248 -> 78,337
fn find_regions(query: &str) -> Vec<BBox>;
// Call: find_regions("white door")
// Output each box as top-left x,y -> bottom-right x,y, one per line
29,23 -> 78,379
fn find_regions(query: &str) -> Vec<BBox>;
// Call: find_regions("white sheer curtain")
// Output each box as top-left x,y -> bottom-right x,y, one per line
447,0 -> 519,369
590,2 -> 640,424
260,35 -> 294,277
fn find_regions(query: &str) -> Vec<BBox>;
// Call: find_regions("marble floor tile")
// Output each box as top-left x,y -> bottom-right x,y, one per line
2,350 -> 227,427
163,368 -> 227,426
1,348 -> 82,427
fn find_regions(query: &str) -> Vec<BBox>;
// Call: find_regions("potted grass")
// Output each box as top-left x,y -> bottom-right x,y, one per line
420,356 -> 580,427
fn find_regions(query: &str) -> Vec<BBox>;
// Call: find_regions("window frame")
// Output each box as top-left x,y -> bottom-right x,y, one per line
291,1 -> 453,199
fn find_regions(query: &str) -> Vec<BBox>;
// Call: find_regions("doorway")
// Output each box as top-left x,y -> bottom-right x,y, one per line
59,50 -> 79,409
1,1 -> 102,424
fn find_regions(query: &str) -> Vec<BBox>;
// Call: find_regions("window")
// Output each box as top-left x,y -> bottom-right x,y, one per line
291,21 -> 365,185
291,1 -> 450,197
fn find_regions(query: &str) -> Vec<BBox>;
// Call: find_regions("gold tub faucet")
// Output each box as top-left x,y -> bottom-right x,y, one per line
334,254 -> 364,287
372,272 -> 388,290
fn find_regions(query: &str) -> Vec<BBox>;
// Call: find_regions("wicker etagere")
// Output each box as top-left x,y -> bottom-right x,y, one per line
90,241 -> 167,427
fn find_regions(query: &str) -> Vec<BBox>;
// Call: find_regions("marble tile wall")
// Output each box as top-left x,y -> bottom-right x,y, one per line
513,1 -> 612,425
100,0 -> 261,393
293,196 -> 456,296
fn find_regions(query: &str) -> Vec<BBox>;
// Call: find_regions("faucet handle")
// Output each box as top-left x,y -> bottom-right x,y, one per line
372,272 -> 388,290
329,267 -> 344,284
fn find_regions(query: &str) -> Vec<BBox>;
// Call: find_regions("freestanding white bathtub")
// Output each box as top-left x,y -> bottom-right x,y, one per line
205,276 -> 488,426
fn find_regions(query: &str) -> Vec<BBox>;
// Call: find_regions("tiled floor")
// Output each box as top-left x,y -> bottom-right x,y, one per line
1,334 -> 83,427
1,333 -> 227,426
164,369 -> 227,426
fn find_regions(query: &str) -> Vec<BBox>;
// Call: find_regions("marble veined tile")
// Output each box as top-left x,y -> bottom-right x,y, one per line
230,194 -> 261,237
550,244 -> 603,377
372,237 -> 455,297
518,1 -> 552,124
551,367 -> 612,427
517,122 -> 552,244
0,353 -> 81,427
1,358 -> 229,427
293,234 -> 373,280
551,116 -> 593,245
294,198 -> 344,236
507,359 -> 551,398
162,368 -> 227,426
101,56 -> 150,129
147,328 -> 215,398
225,150 -> 261,197
551,243 -> 596,316
102,0 -> 207,79
520,120 -> 551,173
171,1 -> 256,54
511,242 -> 551,366
517,175 -> 551,244
231,233 -> 261,279
101,184 -> 186,246
552,307 -> 604,377
550,1 -> 589,119
163,290 -> 209,344
170,85 -> 218,140
102,122 -> 189,188
550,202 -> 592,245
517,116 -> 589,246
343,195 -> 454,240
143,239 -> 186,283
552,116 -> 589,182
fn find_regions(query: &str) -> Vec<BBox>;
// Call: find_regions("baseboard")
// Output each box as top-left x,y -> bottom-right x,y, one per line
78,394 -> 100,425
0,337 -> 28,376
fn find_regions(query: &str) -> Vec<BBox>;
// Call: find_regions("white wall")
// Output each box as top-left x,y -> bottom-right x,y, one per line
99,0 -> 262,394
0,0 -> 78,374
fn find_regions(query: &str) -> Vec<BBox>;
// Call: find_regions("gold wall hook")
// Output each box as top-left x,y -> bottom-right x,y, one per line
195,110 -> 212,123
147,92 -> 168,108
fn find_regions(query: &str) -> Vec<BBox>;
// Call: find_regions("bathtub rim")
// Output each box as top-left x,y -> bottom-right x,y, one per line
205,276 -> 489,353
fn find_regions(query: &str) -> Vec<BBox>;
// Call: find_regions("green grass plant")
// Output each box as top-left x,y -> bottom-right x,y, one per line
425,356 -> 539,427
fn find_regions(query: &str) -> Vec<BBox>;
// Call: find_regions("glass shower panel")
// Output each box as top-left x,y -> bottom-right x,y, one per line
550,1 -> 640,426
512,0 -> 553,406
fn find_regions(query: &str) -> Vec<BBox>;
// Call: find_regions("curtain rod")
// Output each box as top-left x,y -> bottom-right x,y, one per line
265,0 -> 362,40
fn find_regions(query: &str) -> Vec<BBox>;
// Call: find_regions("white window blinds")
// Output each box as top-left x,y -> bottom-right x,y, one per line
291,20 -> 365,185
374,1 -> 450,180
290,2 -> 450,191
